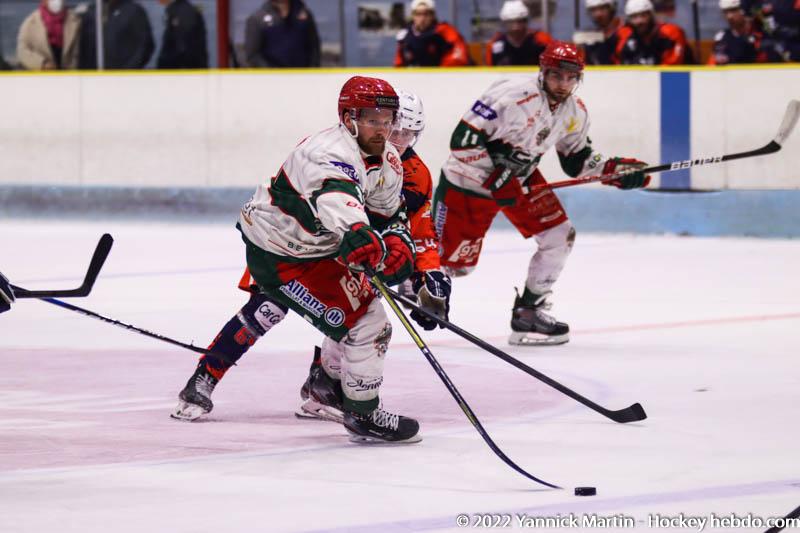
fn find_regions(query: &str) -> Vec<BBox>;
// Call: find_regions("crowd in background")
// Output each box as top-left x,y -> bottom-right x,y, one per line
8,0 -> 800,71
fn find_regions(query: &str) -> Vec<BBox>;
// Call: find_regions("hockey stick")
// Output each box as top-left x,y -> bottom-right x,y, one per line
690,0 -> 701,63
383,286 -> 647,424
40,297 -> 239,366
527,99 -> 800,193
366,268 -> 560,489
765,503 -> 800,533
12,234 -> 114,299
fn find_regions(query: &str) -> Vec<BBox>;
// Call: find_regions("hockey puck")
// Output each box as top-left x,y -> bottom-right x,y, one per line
574,486 -> 596,496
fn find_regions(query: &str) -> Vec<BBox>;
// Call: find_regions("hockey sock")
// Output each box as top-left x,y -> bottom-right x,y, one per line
201,292 -> 287,380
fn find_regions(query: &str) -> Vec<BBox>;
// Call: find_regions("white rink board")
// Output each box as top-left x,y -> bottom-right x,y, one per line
0,67 -> 798,189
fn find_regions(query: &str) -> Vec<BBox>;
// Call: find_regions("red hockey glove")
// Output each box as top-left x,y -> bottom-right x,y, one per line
483,166 -> 525,207
339,223 -> 385,270
602,157 -> 651,189
380,229 -> 415,285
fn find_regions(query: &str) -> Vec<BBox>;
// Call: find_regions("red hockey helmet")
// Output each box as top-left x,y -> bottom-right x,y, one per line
337,76 -> 400,121
539,41 -> 585,73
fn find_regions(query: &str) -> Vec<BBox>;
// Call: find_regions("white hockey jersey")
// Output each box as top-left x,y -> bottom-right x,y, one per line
441,76 -> 607,196
239,124 -> 405,260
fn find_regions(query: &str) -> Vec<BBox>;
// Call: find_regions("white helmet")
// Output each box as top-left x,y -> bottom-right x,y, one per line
500,0 -> 530,21
410,0 -> 435,12
624,0 -> 654,16
587,0 -> 616,9
719,0 -> 741,9
390,91 -> 425,152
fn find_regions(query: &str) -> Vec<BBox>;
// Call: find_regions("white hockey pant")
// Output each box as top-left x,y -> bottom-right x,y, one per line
526,221 -> 576,295
320,298 -> 391,403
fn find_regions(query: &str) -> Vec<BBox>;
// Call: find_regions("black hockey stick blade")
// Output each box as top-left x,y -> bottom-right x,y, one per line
641,99 -> 799,174
13,234 -> 113,299
384,287 -> 647,424
367,270 -> 560,488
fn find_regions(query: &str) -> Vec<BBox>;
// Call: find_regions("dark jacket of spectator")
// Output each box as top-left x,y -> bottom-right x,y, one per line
582,17 -> 622,65
615,22 -> 694,64
17,1 -> 81,70
79,0 -> 155,69
157,0 -> 208,68
486,29 -> 552,66
244,0 -> 320,68
395,21 -> 471,67
747,0 -> 800,61
709,17 -> 767,64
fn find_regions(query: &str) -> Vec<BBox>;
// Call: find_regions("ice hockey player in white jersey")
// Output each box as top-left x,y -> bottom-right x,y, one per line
296,90 -> 453,424
434,40 -> 651,346
172,76 -> 420,443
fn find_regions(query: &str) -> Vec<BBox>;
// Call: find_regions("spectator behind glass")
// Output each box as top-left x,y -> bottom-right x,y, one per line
580,0 -> 623,65
486,0 -> 553,66
17,0 -> 81,70
244,0 -> 321,68
395,0 -> 471,67
78,0 -> 155,69
710,0 -> 768,64
157,0 -> 208,68
746,0 -> 800,61
615,0 -> 694,64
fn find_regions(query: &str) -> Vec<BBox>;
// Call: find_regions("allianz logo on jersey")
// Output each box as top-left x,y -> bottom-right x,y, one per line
279,280 -> 345,327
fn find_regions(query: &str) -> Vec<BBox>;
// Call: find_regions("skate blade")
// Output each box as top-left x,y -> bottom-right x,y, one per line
346,431 -> 423,444
508,331 -> 569,346
294,399 -> 344,424
170,400 -> 209,421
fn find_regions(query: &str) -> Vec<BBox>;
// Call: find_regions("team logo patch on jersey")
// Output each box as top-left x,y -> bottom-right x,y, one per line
323,307 -> 345,327
330,161 -> 359,182
279,280 -> 327,318
566,117 -> 579,133
386,150 -> 402,176
536,127 -> 551,146
471,100 -> 498,121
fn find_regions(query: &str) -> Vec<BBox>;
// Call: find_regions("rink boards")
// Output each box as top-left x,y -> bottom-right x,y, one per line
0,66 -> 798,192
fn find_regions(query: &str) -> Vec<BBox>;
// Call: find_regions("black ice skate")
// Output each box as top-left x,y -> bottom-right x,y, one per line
343,406 -> 422,444
508,288 -> 570,346
171,363 -> 219,421
295,346 -> 345,423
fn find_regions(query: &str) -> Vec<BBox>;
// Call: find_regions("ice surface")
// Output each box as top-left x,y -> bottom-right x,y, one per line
1,220 -> 799,532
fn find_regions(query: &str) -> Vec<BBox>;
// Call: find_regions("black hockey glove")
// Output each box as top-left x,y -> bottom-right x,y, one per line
409,270 -> 452,331
0,271 -> 15,314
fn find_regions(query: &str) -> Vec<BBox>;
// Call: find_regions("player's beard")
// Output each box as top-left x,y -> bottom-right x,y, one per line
363,136 -> 386,156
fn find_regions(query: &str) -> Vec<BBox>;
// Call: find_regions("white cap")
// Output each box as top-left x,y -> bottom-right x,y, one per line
625,0 -> 654,16
719,0 -> 741,9
500,0 -> 530,21
587,0 -> 616,8
411,0 -> 435,12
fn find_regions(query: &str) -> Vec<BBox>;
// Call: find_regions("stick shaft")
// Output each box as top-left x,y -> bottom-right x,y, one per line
368,271 -> 560,488
385,287 -> 646,424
